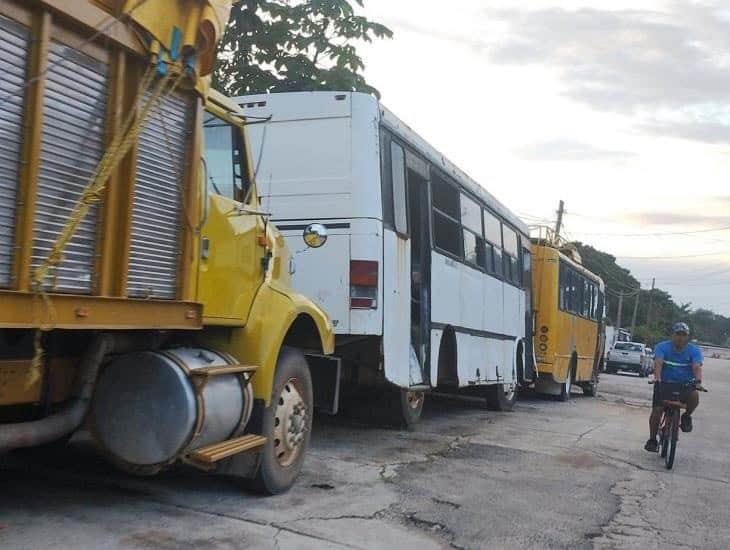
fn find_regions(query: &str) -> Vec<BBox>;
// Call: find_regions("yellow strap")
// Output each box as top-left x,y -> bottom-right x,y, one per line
26,66 -> 185,389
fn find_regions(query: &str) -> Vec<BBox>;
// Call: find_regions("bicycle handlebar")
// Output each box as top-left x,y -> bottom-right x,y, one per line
647,380 -> 708,392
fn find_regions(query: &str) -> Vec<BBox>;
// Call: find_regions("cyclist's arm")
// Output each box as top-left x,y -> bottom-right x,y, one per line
691,346 -> 704,384
654,357 -> 663,382
692,362 -> 703,384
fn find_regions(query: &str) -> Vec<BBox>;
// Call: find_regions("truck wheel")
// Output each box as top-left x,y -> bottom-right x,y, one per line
253,347 -> 313,495
485,383 -> 517,411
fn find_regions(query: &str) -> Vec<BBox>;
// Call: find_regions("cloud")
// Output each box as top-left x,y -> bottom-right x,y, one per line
484,2 -> 730,142
618,211 -> 730,226
516,139 -> 635,161
641,120 -> 730,144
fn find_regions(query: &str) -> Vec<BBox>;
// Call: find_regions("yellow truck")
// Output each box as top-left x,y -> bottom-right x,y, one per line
0,0 -> 335,494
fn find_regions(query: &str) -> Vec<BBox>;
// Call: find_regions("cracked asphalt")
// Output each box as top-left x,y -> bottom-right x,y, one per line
1,357 -> 728,550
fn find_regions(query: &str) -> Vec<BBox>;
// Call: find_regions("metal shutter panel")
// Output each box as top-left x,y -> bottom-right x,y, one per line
127,90 -> 192,299
0,16 -> 30,287
32,43 -> 108,293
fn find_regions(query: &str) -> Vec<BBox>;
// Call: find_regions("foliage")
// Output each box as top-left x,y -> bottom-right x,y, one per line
574,242 -> 730,346
213,0 -> 392,97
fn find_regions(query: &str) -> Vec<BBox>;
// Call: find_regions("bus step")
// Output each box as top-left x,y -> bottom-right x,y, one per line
409,384 -> 431,391
188,434 -> 267,464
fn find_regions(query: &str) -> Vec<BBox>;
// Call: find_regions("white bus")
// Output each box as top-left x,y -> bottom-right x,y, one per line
237,91 -> 535,425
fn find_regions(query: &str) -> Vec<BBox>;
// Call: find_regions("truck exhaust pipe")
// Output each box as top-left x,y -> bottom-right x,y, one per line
0,333 -> 150,453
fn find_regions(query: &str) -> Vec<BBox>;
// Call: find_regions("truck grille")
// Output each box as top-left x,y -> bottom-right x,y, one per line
32,43 -> 108,293
0,16 -> 29,288
127,90 -> 192,300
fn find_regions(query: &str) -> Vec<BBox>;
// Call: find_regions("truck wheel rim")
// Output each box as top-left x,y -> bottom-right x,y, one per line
405,390 -> 424,411
273,378 -> 307,468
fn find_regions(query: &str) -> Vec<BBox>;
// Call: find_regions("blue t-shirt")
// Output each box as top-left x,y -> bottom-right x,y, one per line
654,340 -> 703,383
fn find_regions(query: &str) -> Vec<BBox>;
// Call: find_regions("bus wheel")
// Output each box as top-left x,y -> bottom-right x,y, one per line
485,383 -> 517,411
253,347 -> 313,495
582,371 -> 599,397
557,374 -> 572,402
397,389 -> 425,427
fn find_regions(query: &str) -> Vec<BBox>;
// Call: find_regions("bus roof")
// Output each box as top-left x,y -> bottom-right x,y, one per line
236,91 -> 529,238
532,242 -> 606,289
380,104 -> 529,237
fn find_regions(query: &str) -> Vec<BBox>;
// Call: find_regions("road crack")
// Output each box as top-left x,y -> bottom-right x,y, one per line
592,471 -> 667,549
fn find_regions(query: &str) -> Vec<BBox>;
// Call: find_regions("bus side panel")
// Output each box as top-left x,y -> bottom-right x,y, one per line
503,285 -> 525,342
282,231 -> 351,333
382,229 -> 412,387
431,252 -> 463,328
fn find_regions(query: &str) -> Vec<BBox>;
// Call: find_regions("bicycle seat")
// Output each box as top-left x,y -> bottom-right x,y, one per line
662,400 -> 685,409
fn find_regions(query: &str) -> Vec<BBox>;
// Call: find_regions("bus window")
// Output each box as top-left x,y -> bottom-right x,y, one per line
203,113 -> 248,202
502,225 -> 520,285
380,132 -> 394,227
391,141 -> 408,236
521,245 -> 531,289
432,174 -> 462,257
483,209 -> 502,277
460,194 -> 481,234
583,279 -> 592,318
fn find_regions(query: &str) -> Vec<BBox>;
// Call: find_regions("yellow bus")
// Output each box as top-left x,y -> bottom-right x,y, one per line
531,238 -> 606,400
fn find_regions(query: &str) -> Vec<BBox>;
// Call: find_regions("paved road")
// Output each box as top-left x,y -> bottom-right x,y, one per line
1,358 -> 728,549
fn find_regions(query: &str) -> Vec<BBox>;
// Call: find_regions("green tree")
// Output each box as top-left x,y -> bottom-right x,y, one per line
213,0 -> 392,97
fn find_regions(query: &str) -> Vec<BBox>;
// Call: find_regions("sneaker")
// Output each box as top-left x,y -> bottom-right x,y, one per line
644,438 -> 659,452
681,413 -> 693,433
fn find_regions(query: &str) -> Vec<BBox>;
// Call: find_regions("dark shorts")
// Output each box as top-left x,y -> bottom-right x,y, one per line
652,382 -> 694,408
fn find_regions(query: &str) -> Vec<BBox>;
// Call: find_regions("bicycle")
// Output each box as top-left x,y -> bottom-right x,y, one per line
649,380 -> 708,470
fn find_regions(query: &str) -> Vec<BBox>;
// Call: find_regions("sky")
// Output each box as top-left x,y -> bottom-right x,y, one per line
356,0 -> 730,315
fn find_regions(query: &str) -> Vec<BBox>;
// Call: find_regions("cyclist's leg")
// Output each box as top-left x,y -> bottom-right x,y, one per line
685,389 -> 699,415
649,384 -> 663,439
649,406 -> 663,439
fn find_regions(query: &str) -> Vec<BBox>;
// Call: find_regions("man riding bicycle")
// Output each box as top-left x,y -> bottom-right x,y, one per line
644,322 -> 704,453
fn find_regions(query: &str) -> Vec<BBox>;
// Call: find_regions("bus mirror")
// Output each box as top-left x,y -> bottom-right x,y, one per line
303,223 -> 328,248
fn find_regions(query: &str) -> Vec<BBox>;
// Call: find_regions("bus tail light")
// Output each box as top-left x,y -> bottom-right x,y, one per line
350,260 -> 378,309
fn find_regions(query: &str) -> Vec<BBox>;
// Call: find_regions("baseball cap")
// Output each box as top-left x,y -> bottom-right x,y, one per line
672,322 -> 690,335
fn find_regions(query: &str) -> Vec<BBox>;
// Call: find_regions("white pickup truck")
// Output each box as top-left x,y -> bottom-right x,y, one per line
606,342 -> 652,377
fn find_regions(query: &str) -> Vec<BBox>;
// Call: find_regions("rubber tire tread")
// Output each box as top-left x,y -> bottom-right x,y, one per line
665,410 -> 679,470
252,347 -> 313,495
485,384 -> 517,411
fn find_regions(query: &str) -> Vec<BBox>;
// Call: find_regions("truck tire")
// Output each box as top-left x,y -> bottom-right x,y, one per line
396,389 -> 425,427
485,383 -> 517,411
252,347 -> 313,495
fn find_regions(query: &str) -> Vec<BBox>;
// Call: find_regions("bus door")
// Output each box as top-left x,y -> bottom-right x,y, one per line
405,151 -> 431,385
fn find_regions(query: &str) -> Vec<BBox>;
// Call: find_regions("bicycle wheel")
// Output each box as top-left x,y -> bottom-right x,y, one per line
659,412 -> 669,458
665,410 -> 679,470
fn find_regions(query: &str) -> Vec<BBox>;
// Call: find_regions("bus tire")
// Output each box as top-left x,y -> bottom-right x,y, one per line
558,358 -> 577,402
397,389 -> 425,427
582,371 -> 598,397
252,347 -> 313,495
485,383 -> 517,411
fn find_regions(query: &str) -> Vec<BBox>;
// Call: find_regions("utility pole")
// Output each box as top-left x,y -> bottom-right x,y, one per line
554,200 -> 565,242
616,290 -> 624,333
646,278 -> 656,328
630,288 -> 640,336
